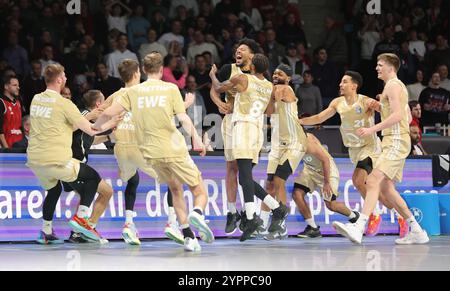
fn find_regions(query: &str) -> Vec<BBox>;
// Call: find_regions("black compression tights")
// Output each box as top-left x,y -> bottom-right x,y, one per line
167,188 -> 173,208
237,159 -> 269,203
43,182 -> 62,221
125,171 -> 140,211
68,164 -> 101,208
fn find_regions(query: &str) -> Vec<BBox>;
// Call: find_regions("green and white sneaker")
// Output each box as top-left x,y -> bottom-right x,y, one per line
122,223 -> 141,245
164,222 -> 184,245
188,211 -> 214,244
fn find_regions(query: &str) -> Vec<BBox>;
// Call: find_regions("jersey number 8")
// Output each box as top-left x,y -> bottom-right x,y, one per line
250,100 -> 265,118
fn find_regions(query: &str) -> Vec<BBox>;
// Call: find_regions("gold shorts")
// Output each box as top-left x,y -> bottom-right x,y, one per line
27,158 -> 80,190
348,138 -> 382,166
267,146 -> 280,175
221,114 -> 234,162
232,121 -> 263,164
294,163 -> 340,202
374,134 -> 411,182
149,155 -> 202,187
114,144 -> 158,181
267,143 -> 306,175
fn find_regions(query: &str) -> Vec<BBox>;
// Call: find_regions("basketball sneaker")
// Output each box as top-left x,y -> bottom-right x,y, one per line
164,222 -> 184,245
365,214 -> 382,237
122,223 -> 141,245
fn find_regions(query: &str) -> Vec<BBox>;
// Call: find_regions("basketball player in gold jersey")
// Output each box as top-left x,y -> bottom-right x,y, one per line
27,64 -> 116,244
210,54 -> 289,242
332,53 -> 429,245
101,59 -> 192,246
293,133 -> 360,239
299,71 -> 408,237
94,52 -> 214,252
209,39 -> 260,235
260,64 -> 308,240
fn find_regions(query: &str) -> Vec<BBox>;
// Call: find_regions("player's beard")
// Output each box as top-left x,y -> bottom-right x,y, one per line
237,57 -> 249,69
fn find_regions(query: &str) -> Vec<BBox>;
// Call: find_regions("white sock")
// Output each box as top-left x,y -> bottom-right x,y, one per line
125,210 -> 134,225
245,202 -> 256,220
306,218 -> 317,228
348,211 -> 356,219
407,216 -> 422,233
263,195 -> 280,210
168,207 -> 177,225
260,210 -> 271,229
227,202 -> 237,214
42,220 -> 52,235
356,213 -> 369,229
77,205 -> 90,218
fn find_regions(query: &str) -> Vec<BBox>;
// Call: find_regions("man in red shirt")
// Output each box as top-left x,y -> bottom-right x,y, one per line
0,76 -> 23,148
409,101 -> 423,144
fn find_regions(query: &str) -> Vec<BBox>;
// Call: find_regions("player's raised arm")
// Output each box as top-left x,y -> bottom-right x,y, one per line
299,99 -> 338,125
358,82 -> 403,137
210,64 -> 247,93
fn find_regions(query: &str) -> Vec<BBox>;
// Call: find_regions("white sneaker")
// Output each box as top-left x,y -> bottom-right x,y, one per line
188,211 -> 215,244
164,222 -> 184,245
395,230 -> 430,245
184,237 -> 202,252
122,223 -> 141,245
332,221 -> 363,244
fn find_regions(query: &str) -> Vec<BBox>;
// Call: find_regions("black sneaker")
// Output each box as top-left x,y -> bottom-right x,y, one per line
297,225 -> 322,238
225,212 -> 241,235
240,214 -> 263,242
268,203 -> 289,233
238,211 -> 247,232
349,211 -> 360,224
67,231 -> 88,244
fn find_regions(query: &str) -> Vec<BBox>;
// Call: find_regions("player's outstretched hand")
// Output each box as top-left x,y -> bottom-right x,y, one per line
366,99 -> 381,112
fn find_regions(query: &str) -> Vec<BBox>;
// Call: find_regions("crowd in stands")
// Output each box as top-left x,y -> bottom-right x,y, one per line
0,0 -> 449,151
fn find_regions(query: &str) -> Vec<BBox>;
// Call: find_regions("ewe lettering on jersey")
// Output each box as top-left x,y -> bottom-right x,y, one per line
137,96 -> 167,109
30,105 -> 53,118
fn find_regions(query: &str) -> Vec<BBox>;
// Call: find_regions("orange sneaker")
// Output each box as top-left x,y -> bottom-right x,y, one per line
398,216 -> 408,239
69,215 -> 100,241
365,214 -> 382,237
